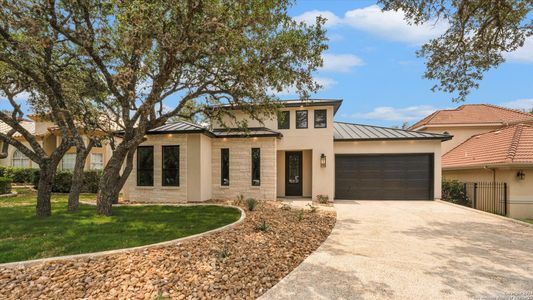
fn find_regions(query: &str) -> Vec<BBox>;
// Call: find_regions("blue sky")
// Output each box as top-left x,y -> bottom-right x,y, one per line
3,1 -> 532,128
286,0 -> 533,127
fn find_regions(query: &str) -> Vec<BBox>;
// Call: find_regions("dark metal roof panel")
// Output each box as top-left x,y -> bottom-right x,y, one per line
334,122 -> 452,141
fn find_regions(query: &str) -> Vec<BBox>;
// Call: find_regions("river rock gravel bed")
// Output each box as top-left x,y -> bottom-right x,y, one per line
0,201 -> 335,299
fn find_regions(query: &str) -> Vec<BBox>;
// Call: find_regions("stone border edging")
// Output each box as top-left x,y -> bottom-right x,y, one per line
436,200 -> 533,228
0,192 -> 17,198
0,203 -> 245,268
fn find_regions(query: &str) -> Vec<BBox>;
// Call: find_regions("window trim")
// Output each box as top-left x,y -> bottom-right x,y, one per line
277,110 -> 290,129
162,145 -> 180,187
296,110 -> 308,129
251,148 -> 261,186
137,146 -> 154,187
314,109 -> 327,128
221,148 -> 230,186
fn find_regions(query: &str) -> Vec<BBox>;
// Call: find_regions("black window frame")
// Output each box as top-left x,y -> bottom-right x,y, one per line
251,148 -> 261,186
296,110 -> 308,129
162,145 -> 180,187
277,111 -> 290,129
314,109 -> 327,128
137,146 -> 154,186
221,148 -> 230,186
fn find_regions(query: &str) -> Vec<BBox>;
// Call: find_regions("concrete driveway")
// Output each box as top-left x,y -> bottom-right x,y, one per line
261,201 -> 533,300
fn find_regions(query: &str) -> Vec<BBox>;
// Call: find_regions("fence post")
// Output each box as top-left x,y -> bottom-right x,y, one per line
473,183 -> 477,209
504,183 -> 507,216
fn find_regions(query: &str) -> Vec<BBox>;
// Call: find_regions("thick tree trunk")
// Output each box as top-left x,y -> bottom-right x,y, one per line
96,146 -> 128,215
36,161 -> 56,217
68,147 -> 91,212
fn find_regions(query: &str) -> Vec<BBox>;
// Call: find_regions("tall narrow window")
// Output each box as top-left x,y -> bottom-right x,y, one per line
314,109 -> 327,128
296,110 -> 308,129
12,150 -> 30,168
221,148 -> 230,186
251,148 -> 261,186
137,146 -> 154,186
162,145 -> 180,186
278,111 -> 290,129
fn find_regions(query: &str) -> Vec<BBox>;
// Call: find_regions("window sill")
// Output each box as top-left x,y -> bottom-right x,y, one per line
250,186 -> 261,189
136,186 -> 154,190
161,186 -> 181,190
219,185 -> 230,189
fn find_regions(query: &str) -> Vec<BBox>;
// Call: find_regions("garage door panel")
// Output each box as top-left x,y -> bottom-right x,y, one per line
335,154 -> 433,200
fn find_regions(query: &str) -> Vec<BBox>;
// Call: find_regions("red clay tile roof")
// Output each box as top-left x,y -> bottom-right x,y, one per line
410,104 -> 533,130
442,124 -> 533,168
0,120 -> 35,137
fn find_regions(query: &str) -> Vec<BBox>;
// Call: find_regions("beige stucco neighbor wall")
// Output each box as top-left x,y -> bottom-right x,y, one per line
418,125 -> 500,154
334,140 -> 443,200
123,134 -> 188,203
211,137 -> 277,200
444,168 -> 533,219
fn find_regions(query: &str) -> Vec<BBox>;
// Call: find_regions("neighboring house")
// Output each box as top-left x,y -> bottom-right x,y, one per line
409,104 -> 533,153
411,104 -> 533,219
0,115 -> 112,171
122,99 -> 450,203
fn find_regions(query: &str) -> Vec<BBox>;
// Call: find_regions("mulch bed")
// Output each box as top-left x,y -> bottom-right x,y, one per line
0,201 -> 336,299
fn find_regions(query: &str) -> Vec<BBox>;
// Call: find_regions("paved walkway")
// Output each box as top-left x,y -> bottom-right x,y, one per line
261,201 -> 533,300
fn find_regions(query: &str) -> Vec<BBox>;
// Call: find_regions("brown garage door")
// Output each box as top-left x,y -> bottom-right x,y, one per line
335,154 -> 433,200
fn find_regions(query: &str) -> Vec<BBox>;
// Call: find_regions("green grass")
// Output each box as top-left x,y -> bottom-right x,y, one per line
523,219 -> 533,224
0,190 -> 241,263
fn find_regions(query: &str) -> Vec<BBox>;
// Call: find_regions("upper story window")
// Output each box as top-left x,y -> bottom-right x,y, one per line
314,110 -> 327,128
90,153 -> 104,170
61,153 -> 76,171
251,148 -> 260,186
278,111 -> 290,129
162,145 -> 180,186
12,150 -> 30,168
137,146 -> 154,186
296,110 -> 308,129
221,148 -> 230,186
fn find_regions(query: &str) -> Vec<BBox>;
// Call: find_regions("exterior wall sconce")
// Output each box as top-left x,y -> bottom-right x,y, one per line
320,153 -> 326,168
517,170 -> 525,180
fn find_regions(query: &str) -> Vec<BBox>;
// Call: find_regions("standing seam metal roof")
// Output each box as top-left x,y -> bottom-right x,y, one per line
333,122 -> 451,141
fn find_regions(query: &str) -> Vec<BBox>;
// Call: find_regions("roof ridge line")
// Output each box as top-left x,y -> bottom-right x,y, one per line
506,124 -> 524,162
482,103 -> 533,118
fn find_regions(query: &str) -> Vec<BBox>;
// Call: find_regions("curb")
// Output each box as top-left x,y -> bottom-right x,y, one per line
0,204 -> 245,268
436,200 -> 533,228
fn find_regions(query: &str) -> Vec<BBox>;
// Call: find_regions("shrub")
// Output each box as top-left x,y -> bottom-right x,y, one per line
245,198 -> 257,211
3,167 -> 35,183
296,209 -> 304,222
255,220 -> 269,232
280,203 -> 291,211
0,177 -> 12,194
32,169 -> 102,193
316,194 -> 329,204
234,193 -> 244,206
442,179 -> 470,206
306,203 -> 318,213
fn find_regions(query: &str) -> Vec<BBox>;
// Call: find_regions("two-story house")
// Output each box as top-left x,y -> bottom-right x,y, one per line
411,104 -> 533,219
0,115 -> 113,172
122,99 -> 450,203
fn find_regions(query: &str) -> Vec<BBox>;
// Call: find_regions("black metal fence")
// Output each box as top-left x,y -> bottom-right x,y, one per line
465,182 -> 508,216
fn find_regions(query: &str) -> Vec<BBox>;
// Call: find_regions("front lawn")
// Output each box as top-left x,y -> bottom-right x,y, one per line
0,189 -> 241,263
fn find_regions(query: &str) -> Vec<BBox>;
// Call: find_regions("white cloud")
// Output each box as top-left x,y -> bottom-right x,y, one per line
321,53 -> 364,73
294,5 -> 449,45
501,98 -> 533,111
271,77 -> 337,96
342,105 -> 440,122
505,37 -> 533,63
293,10 -> 343,27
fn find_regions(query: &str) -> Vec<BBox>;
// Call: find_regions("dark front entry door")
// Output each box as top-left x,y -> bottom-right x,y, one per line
285,151 -> 303,196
